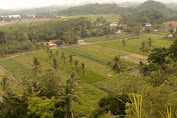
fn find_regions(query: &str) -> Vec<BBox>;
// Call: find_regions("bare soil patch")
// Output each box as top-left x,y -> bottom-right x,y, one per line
164,21 -> 177,27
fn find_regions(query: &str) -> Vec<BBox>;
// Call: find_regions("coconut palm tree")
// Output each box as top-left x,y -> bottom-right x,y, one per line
52,58 -> 59,75
55,50 -> 59,56
111,55 -> 126,89
122,39 -> 126,47
68,54 -> 73,66
64,73 -> 78,118
74,60 -> 79,73
32,57 -> 42,75
61,52 -> 67,64
148,37 -> 153,49
81,63 -> 86,79
140,41 -> 148,54
140,41 -> 148,63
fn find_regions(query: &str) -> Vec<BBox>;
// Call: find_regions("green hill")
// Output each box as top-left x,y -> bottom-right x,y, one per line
58,1 -> 177,16
58,3 -> 135,15
137,0 -> 177,16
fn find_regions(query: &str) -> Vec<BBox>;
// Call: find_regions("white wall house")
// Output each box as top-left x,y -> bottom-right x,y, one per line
8,15 -> 21,18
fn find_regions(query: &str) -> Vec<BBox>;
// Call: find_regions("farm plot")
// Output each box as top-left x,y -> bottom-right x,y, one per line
84,33 -> 136,42
0,49 -> 109,117
63,44 -> 137,67
98,38 -> 173,55
68,14 -> 120,22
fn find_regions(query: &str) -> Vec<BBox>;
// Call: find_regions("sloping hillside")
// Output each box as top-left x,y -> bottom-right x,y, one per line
137,0 -> 177,15
58,1 -> 177,16
58,3 -> 135,15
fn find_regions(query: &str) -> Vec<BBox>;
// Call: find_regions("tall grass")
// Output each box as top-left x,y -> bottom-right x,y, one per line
160,107 -> 172,118
126,93 -> 142,118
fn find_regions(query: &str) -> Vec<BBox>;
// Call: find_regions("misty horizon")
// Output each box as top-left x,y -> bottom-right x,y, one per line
1,0 -> 177,10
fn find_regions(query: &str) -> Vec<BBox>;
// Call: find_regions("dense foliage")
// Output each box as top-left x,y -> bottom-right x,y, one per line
120,9 -> 164,27
137,0 -> 177,15
58,3 -> 135,15
58,1 -> 177,16
0,17 -> 113,57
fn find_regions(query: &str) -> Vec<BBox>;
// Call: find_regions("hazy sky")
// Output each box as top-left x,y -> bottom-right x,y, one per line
0,0 -> 177,9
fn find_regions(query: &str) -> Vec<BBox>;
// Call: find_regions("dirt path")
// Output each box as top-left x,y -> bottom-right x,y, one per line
0,65 -> 19,84
121,53 -> 148,64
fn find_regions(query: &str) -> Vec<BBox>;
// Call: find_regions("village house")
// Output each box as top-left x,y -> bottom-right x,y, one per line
26,14 -> 36,19
8,15 -> 21,19
77,36 -> 85,44
110,22 -> 118,28
44,40 -> 57,47
154,29 -> 159,32
55,15 -> 67,19
145,23 -> 152,27
115,29 -> 122,34
1,15 -> 21,19
168,34 -> 173,39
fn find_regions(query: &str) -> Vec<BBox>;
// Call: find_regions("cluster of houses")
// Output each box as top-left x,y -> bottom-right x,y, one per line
0,14 -> 36,22
1,15 -> 21,19
43,36 -> 85,47
55,15 -> 67,19
109,22 -> 126,34
0,14 -> 67,23
109,22 -> 177,39
43,40 -> 57,47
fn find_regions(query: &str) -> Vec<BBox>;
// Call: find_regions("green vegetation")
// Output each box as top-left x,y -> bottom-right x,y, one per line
0,2 -> 177,117
68,14 -> 120,22
58,3 -> 135,15
120,9 -> 164,27
99,38 -> 173,55
0,17 -> 114,57
0,33 -> 177,117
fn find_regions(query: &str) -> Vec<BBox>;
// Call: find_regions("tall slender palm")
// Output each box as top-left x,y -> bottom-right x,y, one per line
111,55 -> 126,89
74,60 -> 79,73
61,52 -> 67,64
122,39 -> 126,47
138,60 -> 144,74
52,58 -> 59,75
64,73 -> 78,118
106,35 -> 109,40
140,41 -> 148,54
48,50 -> 53,61
68,54 -> 73,67
148,37 -> 152,49
32,57 -> 42,75
81,63 -> 86,79
55,50 -> 59,56
140,41 -> 148,62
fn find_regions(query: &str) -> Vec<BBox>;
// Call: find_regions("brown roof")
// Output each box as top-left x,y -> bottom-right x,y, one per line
77,36 -> 83,40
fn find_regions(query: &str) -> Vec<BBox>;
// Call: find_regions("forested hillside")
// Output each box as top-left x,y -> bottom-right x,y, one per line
1,1 -> 176,17
137,0 -> 177,16
0,17 -> 113,57
58,3 -> 136,15
58,1 -> 177,16
120,9 -> 164,27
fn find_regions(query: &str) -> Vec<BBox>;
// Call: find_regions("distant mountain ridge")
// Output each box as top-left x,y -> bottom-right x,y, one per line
58,0 -> 177,16
0,0 -> 177,16
58,3 -> 136,15
137,0 -> 176,15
